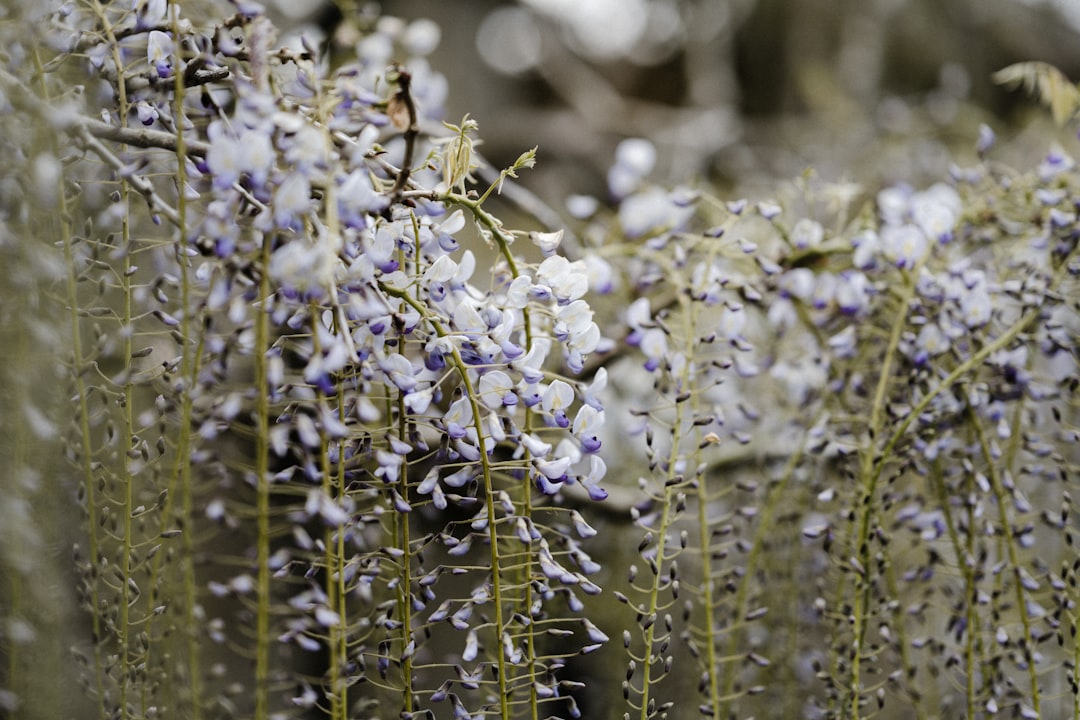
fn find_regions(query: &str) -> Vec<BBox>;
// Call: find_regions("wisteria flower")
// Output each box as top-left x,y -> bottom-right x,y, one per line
881,223 -> 928,268
536,255 -> 589,303
269,235 -> 337,296
146,30 -> 173,79
206,121 -> 275,191
608,138 -> 657,198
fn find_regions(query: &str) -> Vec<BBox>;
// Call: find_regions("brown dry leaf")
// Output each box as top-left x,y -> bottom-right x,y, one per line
993,61 -> 1080,127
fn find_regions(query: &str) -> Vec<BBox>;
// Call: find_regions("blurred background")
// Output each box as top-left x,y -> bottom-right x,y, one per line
4,2 -> 1079,718
268,0 -> 1080,204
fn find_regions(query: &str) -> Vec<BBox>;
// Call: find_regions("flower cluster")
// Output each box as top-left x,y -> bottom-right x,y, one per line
13,2 -> 609,719
583,130 -> 1079,718
4,3 -> 1080,720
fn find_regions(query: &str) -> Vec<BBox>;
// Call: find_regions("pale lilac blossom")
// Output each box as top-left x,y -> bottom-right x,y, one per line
478,370 -> 516,409
146,30 -> 173,78
791,218 -> 824,249
529,229 -> 564,256
608,138 -> 656,198
914,322 -> 950,365
851,230 -> 880,269
273,173 -> 312,229
881,223 -> 928,268
536,255 -> 589,302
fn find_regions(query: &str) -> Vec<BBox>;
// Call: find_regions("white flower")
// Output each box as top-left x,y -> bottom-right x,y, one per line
535,456 -> 571,480
403,18 -> 441,55
404,387 -> 434,414
273,173 -> 312,227
881,223 -> 928,268
238,129 -> 275,189
911,185 -> 959,242
443,397 -> 474,438
506,275 -> 533,309
514,338 -> 551,384
619,187 -> 687,238
529,228 -> 564,256
639,328 -> 667,364
283,125 -> 327,173
452,302 -> 485,335
423,254 -> 458,284
379,353 -> 418,392
625,297 -> 652,330
567,322 -> 600,355
780,268 -> 816,300
835,272 -> 870,315
877,185 -> 912,225
916,322 -> 950,357
537,255 -> 589,302
615,138 -> 657,177
269,236 -> 336,294
959,288 -> 993,328
520,433 -> 553,456
717,305 -> 746,339
558,300 -> 594,338
435,208 -> 466,235
791,218 -> 824,249
478,370 -> 515,410
852,230 -> 880,269
567,194 -> 599,219
581,367 -> 606,410
146,30 -> 173,78
572,405 -> 604,448
542,380 -> 574,414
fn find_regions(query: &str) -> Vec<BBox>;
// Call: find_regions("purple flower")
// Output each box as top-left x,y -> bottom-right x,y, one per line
573,405 -> 604,453
146,30 -> 173,79
136,101 -> 159,126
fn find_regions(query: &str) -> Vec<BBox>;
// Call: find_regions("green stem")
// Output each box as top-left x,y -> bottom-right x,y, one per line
934,456 -> 980,719
334,389 -> 349,720
385,286 -> 511,716
34,40 -> 108,719
308,299 -> 345,720
441,191 -> 521,278
722,427 -> 811,714
964,391 -> 1041,715
849,268 -> 920,719
93,8 -> 137,714
637,293 -> 697,720
395,392 -> 415,716
870,239 -> 1080,503
318,112 -> 351,720
253,233 -> 274,720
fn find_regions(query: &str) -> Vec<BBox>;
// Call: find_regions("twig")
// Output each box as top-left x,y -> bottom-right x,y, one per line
473,152 -> 582,259
83,118 -> 210,156
76,125 -> 182,227
0,67 -> 210,157
388,67 -> 418,197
